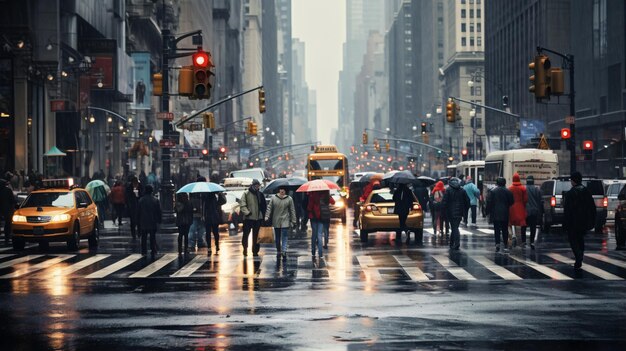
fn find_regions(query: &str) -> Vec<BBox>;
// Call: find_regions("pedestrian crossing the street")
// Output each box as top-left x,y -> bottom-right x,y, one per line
0,247 -> 625,284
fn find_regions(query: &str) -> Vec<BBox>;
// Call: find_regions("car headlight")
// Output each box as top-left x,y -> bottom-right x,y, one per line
335,200 -> 344,208
12,215 -> 27,223
51,214 -> 71,222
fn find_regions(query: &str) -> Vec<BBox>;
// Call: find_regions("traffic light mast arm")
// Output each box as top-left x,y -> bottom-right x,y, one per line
382,137 -> 451,157
210,116 -> 253,132
247,141 -> 321,160
450,96 -> 520,118
175,85 -> 264,128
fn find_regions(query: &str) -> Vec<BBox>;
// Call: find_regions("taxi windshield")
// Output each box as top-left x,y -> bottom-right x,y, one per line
22,192 -> 74,208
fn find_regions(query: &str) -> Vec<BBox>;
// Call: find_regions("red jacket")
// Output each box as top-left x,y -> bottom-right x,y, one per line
508,174 -> 528,226
307,191 -> 335,219
110,185 -> 126,205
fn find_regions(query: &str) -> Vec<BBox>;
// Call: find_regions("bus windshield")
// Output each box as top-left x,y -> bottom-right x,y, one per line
309,159 -> 344,171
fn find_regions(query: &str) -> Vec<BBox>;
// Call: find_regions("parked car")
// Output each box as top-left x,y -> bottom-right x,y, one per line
613,186 -> 626,249
358,188 -> 424,242
540,177 -> 607,233
604,180 -> 626,223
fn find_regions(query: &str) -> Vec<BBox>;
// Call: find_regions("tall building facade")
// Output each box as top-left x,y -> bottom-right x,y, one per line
292,38 -> 312,143
242,0 -> 263,147
354,32 -> 384,142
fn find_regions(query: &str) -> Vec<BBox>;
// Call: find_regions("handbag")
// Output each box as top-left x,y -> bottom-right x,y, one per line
258,226 -> 274,243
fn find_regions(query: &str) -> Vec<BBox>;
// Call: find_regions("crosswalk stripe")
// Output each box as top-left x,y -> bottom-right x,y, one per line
0,255 -> 44,269
85,254 -> 143,279
45,254 -> 111,277
170,256 -> 208,278
393,255 -> 429,281
296,256 -> 312,280
585,253 -> 626,269
129,254 -> 179,278
547,253 -> 623,280
508,255 -> 573,280
257,255 -> 277,278
478,229 -> 493,234
356,255 -> 382,280
424,228 -> 435,234
472,256 -> 522,280
432,255 -> 477,280
0,255 -> 75,279
0,254 -> 15,260
459,229 -> 473,235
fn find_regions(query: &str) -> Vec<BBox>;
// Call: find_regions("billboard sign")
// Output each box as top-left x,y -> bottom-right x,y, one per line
130,52 -> 152,110
520,119 -> 545,146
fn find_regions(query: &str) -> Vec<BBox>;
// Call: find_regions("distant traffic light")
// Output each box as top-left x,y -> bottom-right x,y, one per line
560,128 -> 571,140
152,73 -> 163,96
461,149 -> 468,161
219,146 -> 227,160
420,122 -> 427,134
447,156 -> 454,164
258,88 -> 266,113
249,121 -> 258,136
362,131 -> 368,144
529,54 -> 550,99
385,141 -> 390,152
201,148 -> 209,161
582,140 -> 593,161
446,100 -> 457,123
203,112 -> 215,129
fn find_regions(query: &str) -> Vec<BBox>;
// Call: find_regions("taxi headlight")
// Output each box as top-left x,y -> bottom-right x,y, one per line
12,215 -> 27,223
51,214 -> 71,222
335,200 -> 345,208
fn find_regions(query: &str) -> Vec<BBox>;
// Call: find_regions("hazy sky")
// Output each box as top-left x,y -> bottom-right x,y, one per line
292,0 -> 346,144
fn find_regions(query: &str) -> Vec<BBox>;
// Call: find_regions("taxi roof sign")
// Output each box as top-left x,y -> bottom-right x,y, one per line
314,145 -> 338,153
42,178 -> 75,189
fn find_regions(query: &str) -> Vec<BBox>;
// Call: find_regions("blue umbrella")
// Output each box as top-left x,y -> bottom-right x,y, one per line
176,181 -> 226,194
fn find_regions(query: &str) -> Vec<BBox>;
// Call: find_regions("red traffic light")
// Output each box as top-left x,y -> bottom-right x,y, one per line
560,128 -> 571,139
201,149 -> 209,155
193,50 -> 210,68
582,140 -> 594,150
219,147 -> 226,153
461,149 -> 468,156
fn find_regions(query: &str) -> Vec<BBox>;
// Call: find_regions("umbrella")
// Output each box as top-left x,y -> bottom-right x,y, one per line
415,175 -> 436,187
296,179 -> 341,192
176,181 -> 226,194
383,170 -> 416,184
358,172 -> 384,183
263,177 -> 307,194
85,180 -> 111,202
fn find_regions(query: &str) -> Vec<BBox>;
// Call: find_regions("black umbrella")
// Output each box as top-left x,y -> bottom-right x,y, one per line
358,172 -> 383,184
414,175 -> 436,187
383,170 -> 416,184
263,177 -> 307,194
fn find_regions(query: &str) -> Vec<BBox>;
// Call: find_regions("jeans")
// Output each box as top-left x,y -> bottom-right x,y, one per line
177,224 -> 190,253
242,219 -> 262,254
449,217 -> 462,249
521,214 -> 537,244
205,221 -> 220,250
310,219 -> 324,258
274,227 -> 289,253
469,205 -> 477,224
568,229 -> 585,264
322,220 -> 330,246
188,218 -> 206,247
141,229 -> 158,255
493,220 -> 509,246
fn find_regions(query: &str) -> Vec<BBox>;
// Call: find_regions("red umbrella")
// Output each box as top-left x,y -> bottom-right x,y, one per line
296,179 -> 341,192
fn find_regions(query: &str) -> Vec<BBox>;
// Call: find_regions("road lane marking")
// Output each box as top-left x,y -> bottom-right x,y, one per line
0,254 -> 15,260
0,255 -> 44,269
45,254 -> 111,277
170,256 -> 208,278
356,255 -> 382,280
129,254 -> 179,278
472,256 -> 522,280
432,255 -> 477,280
0,255 -> 75,279
296,256 -> 312,280
585,253 -> 626,269
459,229 -> 473,235
508,255 -> 572,280
85,254 -> 143,279
547,253 -> 623,280
257,255 -> 277,278
393,255 -> 429,281
478,229 -> 493,235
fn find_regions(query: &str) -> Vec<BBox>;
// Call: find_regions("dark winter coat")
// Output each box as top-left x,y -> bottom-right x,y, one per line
564,184 -> 596,232
137,194 -> 162,231
0,180 -> 16,213
125,183 -> 144,214
393,185 -> 415,216
203,193 -> 227,225
442,178 -> 470,220
487,185 -> 514,222
175,199 -> 193,227
525,185 -> 543,217
412,186 -> 429,212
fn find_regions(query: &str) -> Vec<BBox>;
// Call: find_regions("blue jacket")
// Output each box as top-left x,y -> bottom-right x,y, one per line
463,182 -> 480,206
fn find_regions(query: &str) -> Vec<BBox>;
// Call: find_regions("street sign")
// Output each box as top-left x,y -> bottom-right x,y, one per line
159,139 -> 176,148
565,116 -> 575,124
156,112 -> 174,121
537,134 -> 550,150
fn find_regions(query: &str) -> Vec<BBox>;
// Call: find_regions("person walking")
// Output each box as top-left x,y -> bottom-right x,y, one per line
0,177 -> 16,244
240,179 -> 267,257
307,190 -> 325,260
508,173 -> 528,248
137,185 -> 162,258
442,177 -> 470,250
463,177 -> 480,228
487,177 -> 514,253
203,192 -> 227,255
563,171 -> 596,269
109,180 -> 126,226
429,181 -> 446,236
521,175 -> 542,250
319,190 -> 335,249
125,175 -> 144,240
188,193 -> 206,250
393,183 -> 416,244
175,192 -> 193,255
265,186 -> 296,259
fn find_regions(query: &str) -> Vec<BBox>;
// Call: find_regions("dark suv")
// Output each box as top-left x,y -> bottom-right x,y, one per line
540,177 -> 607,233
613,186 -> 626,249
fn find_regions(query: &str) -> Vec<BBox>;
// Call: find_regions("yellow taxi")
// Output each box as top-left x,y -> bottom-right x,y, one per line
358,188 -> 424,242
12,179 -> 100,251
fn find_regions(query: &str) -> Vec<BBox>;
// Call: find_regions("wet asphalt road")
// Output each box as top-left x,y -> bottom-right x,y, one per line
1,212 -> 625,350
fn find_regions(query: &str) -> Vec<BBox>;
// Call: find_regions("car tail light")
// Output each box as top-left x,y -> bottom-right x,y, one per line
550,196 -> 556,207
412,203 -> 420,211
603,197 -> 608,208
365,204 -> 378,212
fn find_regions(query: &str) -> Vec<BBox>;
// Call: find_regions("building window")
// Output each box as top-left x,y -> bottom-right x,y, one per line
477,36 -> 482,46
470,9 -> 474,18
475,86 -> 482,96
461,0 -> 466,4
593,0 -> 607,59
470,37 -> 475,46
477,23 -> 481,32
461,9 -> 466,18
470,23 -> 474,32
461,23 -> 466,32
461,37 -> 467,46
475,100 -> 482,113
477,9 -> 481,18
477,0 -> 481,3
470,0 -> 474,3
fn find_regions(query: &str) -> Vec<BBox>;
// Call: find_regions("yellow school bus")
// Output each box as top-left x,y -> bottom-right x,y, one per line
307,145 -> 349,196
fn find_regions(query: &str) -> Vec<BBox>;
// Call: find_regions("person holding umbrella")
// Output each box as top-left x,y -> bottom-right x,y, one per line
203,192 -> 227,255
265,186 -> 296,258
298,179 -> 340,261
175,192 -> 193,255
86,179 -> 110,229
393,183 -> 416,244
